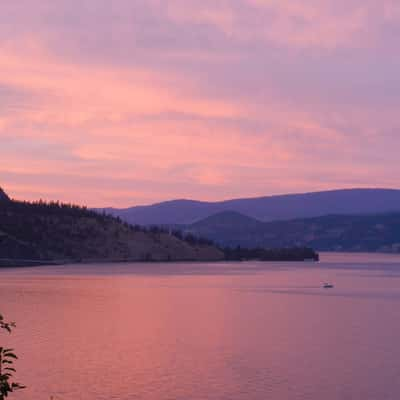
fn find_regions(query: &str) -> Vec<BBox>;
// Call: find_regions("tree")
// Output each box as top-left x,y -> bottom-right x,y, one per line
0,313 -> 25,399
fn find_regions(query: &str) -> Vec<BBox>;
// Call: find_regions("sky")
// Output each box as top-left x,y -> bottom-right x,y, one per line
1,0 -> 400,207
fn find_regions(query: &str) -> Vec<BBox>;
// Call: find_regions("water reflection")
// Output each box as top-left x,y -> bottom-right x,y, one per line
1,253 -> 400,399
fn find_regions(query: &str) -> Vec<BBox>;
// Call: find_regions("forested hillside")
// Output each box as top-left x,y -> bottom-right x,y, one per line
0,196 -> 223,265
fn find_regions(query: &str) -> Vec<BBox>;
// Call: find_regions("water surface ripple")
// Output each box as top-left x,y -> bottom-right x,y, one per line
1,252 -> 400,400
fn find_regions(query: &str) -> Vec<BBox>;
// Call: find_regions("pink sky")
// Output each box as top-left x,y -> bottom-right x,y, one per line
1,0 -> 400,207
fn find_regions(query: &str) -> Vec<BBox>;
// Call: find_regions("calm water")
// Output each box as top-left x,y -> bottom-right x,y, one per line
1,253 -> 400,400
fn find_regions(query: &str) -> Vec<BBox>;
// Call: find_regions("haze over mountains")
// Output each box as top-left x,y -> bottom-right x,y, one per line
98,188 -> 400,253
183,211 -> 400,252
102,189 -> 400,226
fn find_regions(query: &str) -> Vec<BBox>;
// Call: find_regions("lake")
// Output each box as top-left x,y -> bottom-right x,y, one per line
1,252 -> 400,399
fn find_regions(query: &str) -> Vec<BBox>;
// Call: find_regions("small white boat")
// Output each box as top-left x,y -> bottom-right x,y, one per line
323,283 -> 334,289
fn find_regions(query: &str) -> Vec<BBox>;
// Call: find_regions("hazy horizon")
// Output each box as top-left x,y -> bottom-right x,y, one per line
97,186 -> 400,209
3,185 -> 400,209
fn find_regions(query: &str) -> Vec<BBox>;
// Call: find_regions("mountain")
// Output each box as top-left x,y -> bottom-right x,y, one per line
100,189 -> 400,225
182,211 -> 400,252
185,211 -> 263,239
0,187 -> 10,202
0,199 -> 223,265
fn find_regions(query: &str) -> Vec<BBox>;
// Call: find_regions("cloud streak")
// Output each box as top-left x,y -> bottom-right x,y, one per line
1,0 -> 399,206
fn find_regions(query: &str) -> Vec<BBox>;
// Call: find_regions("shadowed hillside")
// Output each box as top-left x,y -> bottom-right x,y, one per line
182,211 -> 400,252
0,187 -> 10,202
0,196 -> 224,265
186,211 -> 263,239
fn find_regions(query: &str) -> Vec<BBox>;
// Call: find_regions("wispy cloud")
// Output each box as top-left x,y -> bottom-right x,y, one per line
0,0 -> 399,206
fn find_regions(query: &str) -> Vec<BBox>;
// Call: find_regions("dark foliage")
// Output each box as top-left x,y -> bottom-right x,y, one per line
0,189 -> 9,203
141,224 -> 318,262
0,314 -> 25,399
0,199 -> 126,260
223,246 -> 319,261
0,199 -> 220,264
147,226 -> 215,247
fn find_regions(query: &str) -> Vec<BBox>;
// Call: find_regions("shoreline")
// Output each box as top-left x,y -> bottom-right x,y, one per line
0,256 -> 319,268
7,251 -> 400,269
4,251 -> 400,269
0,258 -> 222,268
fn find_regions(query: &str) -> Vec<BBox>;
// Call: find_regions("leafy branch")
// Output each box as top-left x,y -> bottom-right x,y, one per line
0,313 -> 25,399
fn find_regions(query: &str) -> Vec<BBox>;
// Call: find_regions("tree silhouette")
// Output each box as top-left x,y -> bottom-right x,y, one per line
0,313 -> 25,399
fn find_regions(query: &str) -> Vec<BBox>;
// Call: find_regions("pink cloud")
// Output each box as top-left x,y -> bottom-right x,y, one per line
1,0 -> 399,206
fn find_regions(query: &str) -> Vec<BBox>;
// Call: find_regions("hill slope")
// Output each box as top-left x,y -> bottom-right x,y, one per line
185,211 -> 263,239
0,187 -> 10,202
0,200 -> 224,264
183,211 -> 400,252
101,188 -> 400,225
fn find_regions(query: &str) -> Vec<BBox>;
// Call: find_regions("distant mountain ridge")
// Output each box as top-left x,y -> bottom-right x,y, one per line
183,211 -> 400,252
100,189 -> 400,225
